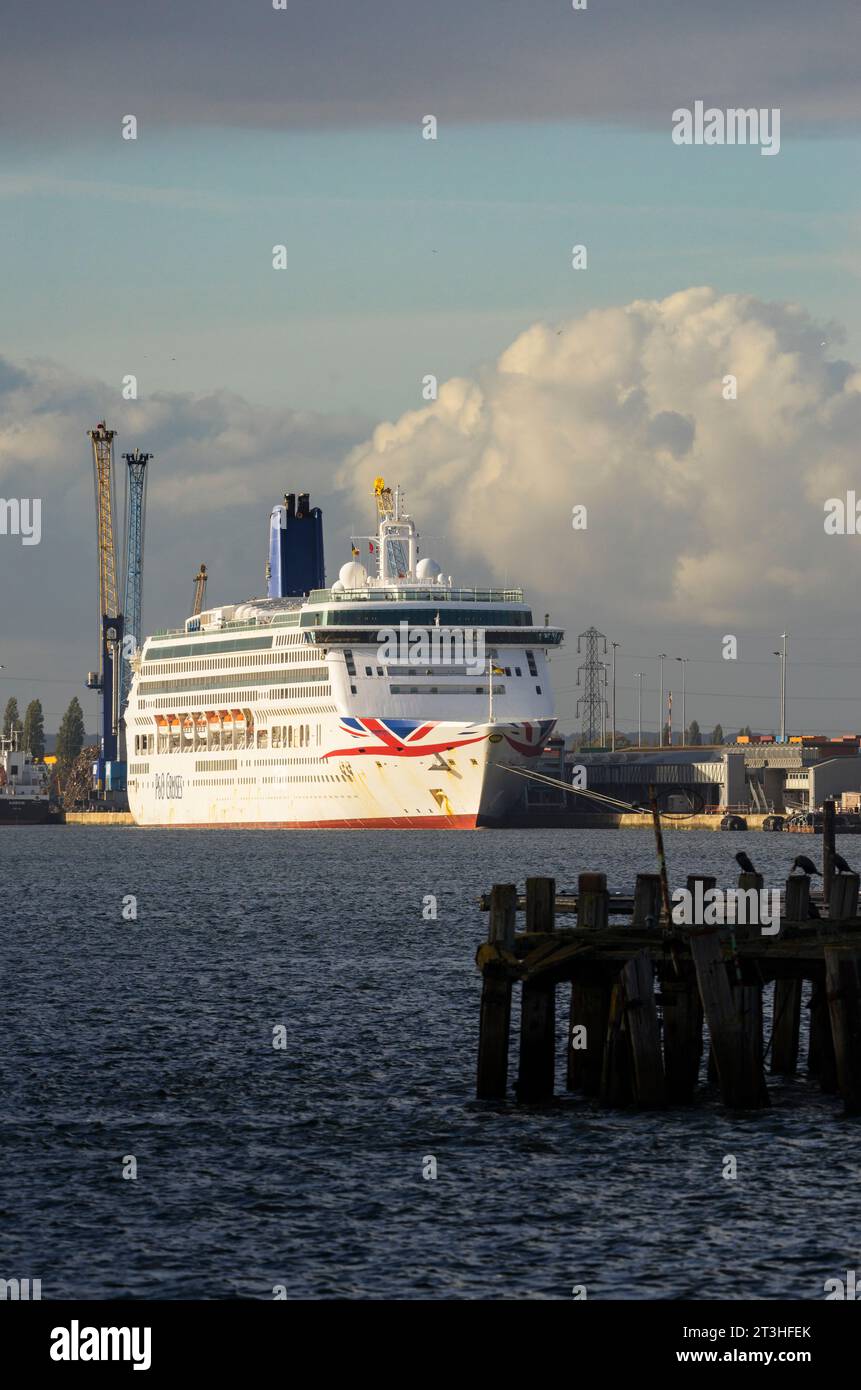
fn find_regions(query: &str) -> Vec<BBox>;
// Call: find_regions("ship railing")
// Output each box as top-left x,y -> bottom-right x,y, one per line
307,587 -> 525,604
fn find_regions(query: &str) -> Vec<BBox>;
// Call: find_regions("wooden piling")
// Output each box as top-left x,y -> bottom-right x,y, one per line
516,882 -> 558,1104
784,875 -> 810,924
476,884 -> 516,1100
829,873 -> 859,923
734,984 -> 769,1107
620,951 -> 665,1106
649,789 -> 673,926
661,972 -> 703,1102
808,979 -> 838,1093
823,799 -> 836,905
689,930 -> 767,1108
477,866 -> 861,1119
601,979 -> 633,1107
516,976 -> 556,1103
577,871 -> 608,930
526,876 -> 555,933
632,874 -> 663,927
567,977 -> 611,1093
734,872 -> 764,941
687,875 -> 717,919
824,948 -> 861,1114
771,978 -> 802,1075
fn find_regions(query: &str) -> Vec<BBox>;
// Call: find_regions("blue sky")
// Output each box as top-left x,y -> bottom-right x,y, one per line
2,122 -> 858,416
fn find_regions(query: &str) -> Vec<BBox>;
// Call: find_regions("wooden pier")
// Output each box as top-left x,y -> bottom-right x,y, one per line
476,867 -> 861,1114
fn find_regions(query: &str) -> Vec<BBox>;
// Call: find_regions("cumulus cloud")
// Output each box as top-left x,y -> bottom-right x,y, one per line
340,287 -> 861,626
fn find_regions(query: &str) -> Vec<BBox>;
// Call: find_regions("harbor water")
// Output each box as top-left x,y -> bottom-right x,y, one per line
2,826 -> 859,1300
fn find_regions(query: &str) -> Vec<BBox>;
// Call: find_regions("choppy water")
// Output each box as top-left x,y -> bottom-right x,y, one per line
2,826 -> 860,1300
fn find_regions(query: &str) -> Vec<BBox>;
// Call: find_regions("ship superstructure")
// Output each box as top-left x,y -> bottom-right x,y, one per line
125,482 -> 563,828
0,736 -> 58,824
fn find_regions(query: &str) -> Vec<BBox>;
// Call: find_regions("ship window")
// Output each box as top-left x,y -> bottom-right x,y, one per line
526,651 -> 538,676
536,685 -> 542,694
350,684 -> 357,694
515,667 -> 522,677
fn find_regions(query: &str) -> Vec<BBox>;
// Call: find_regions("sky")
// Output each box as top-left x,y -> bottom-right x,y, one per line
1,0 -> 860,738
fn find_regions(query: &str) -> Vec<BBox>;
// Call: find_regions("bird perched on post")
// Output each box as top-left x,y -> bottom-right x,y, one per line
833,851 -> 854,875
735,851 -> 757,875
791,855 -> 820,876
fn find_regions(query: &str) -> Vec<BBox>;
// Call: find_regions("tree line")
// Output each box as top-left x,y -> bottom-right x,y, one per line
3,696 -> 87,767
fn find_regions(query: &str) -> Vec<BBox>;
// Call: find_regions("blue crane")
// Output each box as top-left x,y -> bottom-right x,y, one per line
120,449 -> 151,712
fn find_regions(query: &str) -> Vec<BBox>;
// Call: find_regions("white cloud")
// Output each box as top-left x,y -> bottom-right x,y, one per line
340,287 -> 861,625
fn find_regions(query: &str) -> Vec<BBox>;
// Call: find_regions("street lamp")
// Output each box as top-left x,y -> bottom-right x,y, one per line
658,653 -> 667,747
773,635 -> 788,740
610,641 -> 619,752
634,673 -> 643,747
674,657 -> 689,744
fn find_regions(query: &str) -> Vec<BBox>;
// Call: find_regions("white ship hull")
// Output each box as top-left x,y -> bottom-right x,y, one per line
124,480 -> 564,831
127,717 -> 555,828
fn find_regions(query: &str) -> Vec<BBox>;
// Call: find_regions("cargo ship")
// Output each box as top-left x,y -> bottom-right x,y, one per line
0,737 -> 60,824
124,482 -> 563,828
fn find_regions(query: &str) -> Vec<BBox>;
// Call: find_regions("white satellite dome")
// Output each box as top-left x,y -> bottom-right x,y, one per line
331,579 -> 345,594
416,557 -> 443,581
339,560 -> 368,588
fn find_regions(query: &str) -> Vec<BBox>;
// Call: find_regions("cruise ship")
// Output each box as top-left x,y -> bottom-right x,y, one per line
124,481 -> 563,828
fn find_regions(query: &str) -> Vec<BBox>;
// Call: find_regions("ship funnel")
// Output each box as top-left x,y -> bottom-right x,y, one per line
267,492 -> 325,598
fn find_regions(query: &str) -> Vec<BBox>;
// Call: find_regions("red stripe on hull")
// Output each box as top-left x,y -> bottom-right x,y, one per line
132,814 -> 480,830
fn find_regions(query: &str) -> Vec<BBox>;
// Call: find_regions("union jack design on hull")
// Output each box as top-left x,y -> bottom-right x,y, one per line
325,717 -> 486,759
502,719 -> 556,757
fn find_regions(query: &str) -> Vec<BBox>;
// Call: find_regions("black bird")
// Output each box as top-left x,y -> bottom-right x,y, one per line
735,851 -> 757,875
792,855 -> 821,877
833,851 -> 854,875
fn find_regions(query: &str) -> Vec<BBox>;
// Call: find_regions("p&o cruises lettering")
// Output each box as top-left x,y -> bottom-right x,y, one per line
154,773 -> 183,800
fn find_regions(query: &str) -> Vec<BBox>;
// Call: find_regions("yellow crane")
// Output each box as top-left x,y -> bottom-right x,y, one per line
192,563 -> 208,616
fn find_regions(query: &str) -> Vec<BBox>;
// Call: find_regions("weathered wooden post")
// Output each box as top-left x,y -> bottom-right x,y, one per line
824,947 -> 861,1114
567,974 -> 611,1094
784,874 -> 809,924
517,879 -> 557,1103
733,983 -> 769,1106
823,798 -> 836,906
689,930 -> 768,1108
621,950 -> 666,1106
771,977 -> 802,1075
808,978 -> 838,1092
649,788 -> 673,926
526,876 -> 555,933
662,971 -> 704,1102
829,872 -> 860,923
687,874 -> 717,906
476,884 -> 516,1100
632,873 -> 662,928
601,977 -> 633,1107
735,871 -> 764,941
577,871 -> 608,930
